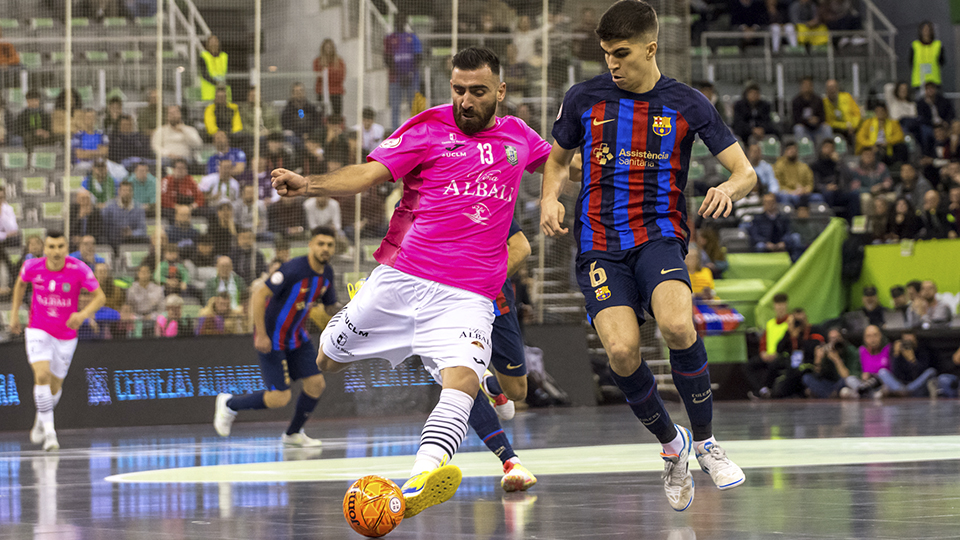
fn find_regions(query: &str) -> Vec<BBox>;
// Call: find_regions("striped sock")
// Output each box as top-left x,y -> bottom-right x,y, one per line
34,385 -> 54,433
411,388 -> 473,476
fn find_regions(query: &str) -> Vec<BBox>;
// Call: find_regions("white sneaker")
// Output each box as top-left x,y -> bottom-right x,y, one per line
481,370 -> 515,420
42,431 -> 59,452
281,430 -> 322,447
214,393 -> 237,437
30,414 -> 45,445
661,424 -> 694,511
696,441 -> 745,490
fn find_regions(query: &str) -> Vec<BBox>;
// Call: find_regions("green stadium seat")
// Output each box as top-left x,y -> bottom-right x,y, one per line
810,44 -> 829,55
77,86 -> 94,103
259,247 -> 276,262
3,151 -> 28,170
19,52 -> 41,69
181,304 -> 202,319
121,50 -> 144,62
30,18 -> 55,31
104,17 -> 128,28
833,136 -> 848,155
717,46 -> 740,56
42,202 -> 63,221
362,244 -> 378,261
71,18 -> 90,28
162,50 -> 183,60
8,202 -> 22,219
30,151 -> 57,171
49,52 -> 69,64
21,176 -> 47,194
21,228 -> 46,245
0,19 -> 19,30
84,51 -> 110,63
798,137 -> 815,159
689,46 -> 708,57
290,246 -> 310,258
761,137 -> 781,159
43,88 -> 61,100
6,88 -> 24,109
688,161 -> 705,181
124,249 -> 149,270
692,140 -> 710,158
135,17 -> 157,27
66,175 -> 84,190
781,46 -> 806,55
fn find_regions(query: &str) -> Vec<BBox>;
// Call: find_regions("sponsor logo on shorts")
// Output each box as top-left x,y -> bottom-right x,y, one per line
470,341 -> 485,350
460,329 -> 490,348
473,357 -> 485,365
344,314 -> 368,337
336,332 -> 347,346
692,390 -> 712,404
506,363 -> 522,370
595,286 -> 611,301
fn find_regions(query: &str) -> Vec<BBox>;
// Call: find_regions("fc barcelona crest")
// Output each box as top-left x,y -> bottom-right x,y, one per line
504,144 -> 518,166
652,116 -> 672,137
595,286 -> 611,301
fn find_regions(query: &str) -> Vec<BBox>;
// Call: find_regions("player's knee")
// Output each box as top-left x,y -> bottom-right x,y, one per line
605,342 -> 639,371
441,366 -> 481,397
658,317 -> 696,349
33,368 -> 53,386
302,375 -> 326,398
500,376 -> 527,401
263,389 -> 292,408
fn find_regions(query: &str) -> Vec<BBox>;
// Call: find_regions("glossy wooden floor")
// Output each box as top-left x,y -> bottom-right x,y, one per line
2,400 -> 960,539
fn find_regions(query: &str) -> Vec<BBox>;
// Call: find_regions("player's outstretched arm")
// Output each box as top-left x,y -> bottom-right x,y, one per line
541,142 -> 577,236
700,143 -> 758,219
8,275 -> 26,335
271,161 -> 393,198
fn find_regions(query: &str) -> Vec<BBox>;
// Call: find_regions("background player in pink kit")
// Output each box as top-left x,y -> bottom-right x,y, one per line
8,231 -> 106,451
271,47 -> 551,518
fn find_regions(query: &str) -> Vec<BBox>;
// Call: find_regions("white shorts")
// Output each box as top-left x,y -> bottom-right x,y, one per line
320,265 -> 494,384
25,328 -> 79,380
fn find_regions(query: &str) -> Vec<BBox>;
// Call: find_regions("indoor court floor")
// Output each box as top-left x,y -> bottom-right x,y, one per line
2,401 -> 960,540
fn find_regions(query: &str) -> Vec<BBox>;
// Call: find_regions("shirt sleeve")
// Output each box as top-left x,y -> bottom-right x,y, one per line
80,263 -> 100,291
523,120 -> 552,173
321,267 -> 338,306
508,219 -> 522,238
266,261 -> 293,296
552,85 -> 585,150
367,121 -> 431,182
685,89 -> 738,156
19,258 -> 36,281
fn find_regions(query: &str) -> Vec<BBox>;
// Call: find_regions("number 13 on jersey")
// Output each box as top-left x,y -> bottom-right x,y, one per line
477,143 -> 494,165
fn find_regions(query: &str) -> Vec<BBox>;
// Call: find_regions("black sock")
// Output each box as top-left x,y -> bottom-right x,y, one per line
468,390 -> 516,464
285,392 -> 320,436
227,391 -> 267,411
610,363 -> 677,444
670,337 -> 713,442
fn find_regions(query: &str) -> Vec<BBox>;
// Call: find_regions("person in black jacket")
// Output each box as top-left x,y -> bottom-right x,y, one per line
916,189 -> 957,239
280,82 -> 322,141
733,82 -> 777,143
15,89 -> 53,149
792,77 -> 833,144
748,193 -> 803,260
877,332 -> 938,397
916,82 -> 955,156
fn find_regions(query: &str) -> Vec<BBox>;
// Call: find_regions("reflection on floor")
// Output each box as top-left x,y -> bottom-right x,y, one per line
2,401 -> 960,539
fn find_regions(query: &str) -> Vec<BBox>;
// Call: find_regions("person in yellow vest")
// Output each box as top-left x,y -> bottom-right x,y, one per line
204,86 -> 242,138
823,79 -> 860,143
684,244 -> 715,301
856,103 -> 907,164
747,292 -> 791,399
911,21 -> 944,90
200,35 -> 229,101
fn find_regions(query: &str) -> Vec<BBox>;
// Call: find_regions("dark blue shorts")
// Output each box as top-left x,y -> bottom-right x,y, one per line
490,309 -> 527,377
576,238 -> 691,326
258,341 -> 321,392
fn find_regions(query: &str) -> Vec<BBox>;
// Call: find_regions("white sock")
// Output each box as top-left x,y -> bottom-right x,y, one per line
506,456 -> 521,466
34,385 -> 55,433
411,388 -> 473,477
52,389 -> 62,409
662,430 -> 684,456
694,436 -> 718,453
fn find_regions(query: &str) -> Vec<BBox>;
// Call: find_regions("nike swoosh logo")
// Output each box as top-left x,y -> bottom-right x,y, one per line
661,268 -> 683,275
593,118 -> 615,126
692,395 -> 711,404
506,363 -> 522,370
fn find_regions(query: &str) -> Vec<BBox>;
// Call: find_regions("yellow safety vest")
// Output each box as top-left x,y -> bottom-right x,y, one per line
911,40 -> 941,87
200,50 -> 229,101
765,317 -> 789,356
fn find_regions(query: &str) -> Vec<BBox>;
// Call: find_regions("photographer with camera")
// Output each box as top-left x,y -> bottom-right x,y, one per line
801,327 -> 862,398
876,332 -> 938,397
772,308 -> 825,398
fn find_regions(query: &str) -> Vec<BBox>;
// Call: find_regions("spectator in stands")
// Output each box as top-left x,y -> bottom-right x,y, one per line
207,202 -> 237,257
916,82 -> 955,157
199,35 -> 229,102
0,187 -> 18,249
859,286 -> 887,327
684,244 -> 714,301
907,280 -> 952,328
70,235 -> 105,269
325,115 -> 353,170
502,43 -> 533,99
204,86 -> 242,139
895,163 -> 933,207
911,22 -> 944,91
823,79 -> 861,143
268,196 -> 307,240
157,242 -> 190,293
280,82 -> 322,141
206,130 -> 246,176
849,146 -> 891,196
303,195 -> 343,236
156,294 -> 191,337
263,132 -> 299,173
694,227 -> 728,277
749,193 -> 804,260
906,280 -> 922,302
196,292 -> 245,335
890,286 -> 910,316
161,273 -> 183,298
126,162 -> 156,211
820,0 -> 862,41
695,81 -> 728,125
15,89 -> 52,149
733,82 -> 776,143
82,159 -> 119,207
948,184 -> 960,223
274,237 -> 290,263
878,332 -> 937,397
885,82 -> 919,133
353,107 -> 385,160
160,159 -> 204,218
867,196 -> 892,243
792,77 -> 832,144
71,191 -> 104,242
572,7 -> 605,65
811,146 -> 860,221
512,15 -> 540,66
384,15 -> 422,129
300,131 -> 327,176
237,86 -> 281,142
934,345 -> 960,398
53,88 -> 82,138
917,190 -> 957,240
102,180 -> 147,247
856,103 -> 907,164
77,291 -> 120,340
730,0 -> 767,47
136,89 -> 162,136
152,105 -> 203,165
747,292 -> 790,400
94,262 -> 125,311
73,109 -> 111,174
789,0 -> 828,48
204,256 -> 244,309
127,264 -> 165,318
812,138 -> 854,189
109,115 -> 153,171
772,308 -> 824,398
314,39 -> 346,116
734,182 -> 764,221
854,324 -> 889,394
167,204 -> 200,251
0,27 -> 19,69
748,142 -> 779,194
888,197 -> 920,241
190,234 -> 218,273
764,0 -> 797,53
790,201 -> 820,248
773,140 -> 815,205
199,159 -> 241,208
103,95 -> 124,135
802,328 -> 860,398
233,184 -> 269,240
229,228 -> 267,285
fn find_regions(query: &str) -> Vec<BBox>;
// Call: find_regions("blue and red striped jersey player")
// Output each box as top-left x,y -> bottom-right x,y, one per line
540,0 -> 757,512
212,226 -> 342,447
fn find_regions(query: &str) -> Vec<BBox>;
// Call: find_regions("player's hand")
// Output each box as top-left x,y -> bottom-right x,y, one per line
255,334 -> 272,353
66,313 -> 85,331
271,168 -> 308,197
8,316 -> 21,336
540,198 -> 568,236
698,187 -> 733,219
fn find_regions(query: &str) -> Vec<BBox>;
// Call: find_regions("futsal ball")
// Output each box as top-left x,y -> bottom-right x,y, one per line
343,475 -> 405,537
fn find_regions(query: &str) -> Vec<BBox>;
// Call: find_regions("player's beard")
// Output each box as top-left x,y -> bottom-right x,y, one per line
455,100 -> 496,135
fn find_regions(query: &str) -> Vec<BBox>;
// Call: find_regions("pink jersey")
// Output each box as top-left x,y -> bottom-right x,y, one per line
369,105 -> 551,299
20,256 -> 100,340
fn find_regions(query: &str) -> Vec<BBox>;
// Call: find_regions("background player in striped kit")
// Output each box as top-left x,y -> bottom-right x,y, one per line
541,0 -> 757,512
214,227 -> 341,446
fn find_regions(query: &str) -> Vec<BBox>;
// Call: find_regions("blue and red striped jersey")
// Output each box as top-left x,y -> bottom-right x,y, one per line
553,74 -> 737,255
263,257 -> 337,351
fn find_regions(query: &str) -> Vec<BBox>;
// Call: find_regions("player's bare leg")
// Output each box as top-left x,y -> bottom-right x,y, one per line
30,361 -> 62,451
594,306 -> 693,511
317,346 -> 351,373
651,280 -> 744,490
481,370 -> 526,420
492,372 -> 527,402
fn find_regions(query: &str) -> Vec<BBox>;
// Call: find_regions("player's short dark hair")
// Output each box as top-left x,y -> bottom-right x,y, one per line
773,293 -> 788,304
906,280 -> 922,291
451,47 -> 501,76
311,226 -> 337,239
596,0 -> 658,43
45,230 -> 64,240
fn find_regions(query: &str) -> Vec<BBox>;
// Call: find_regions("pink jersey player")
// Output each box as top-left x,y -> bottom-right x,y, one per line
20,256 -> 101,340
